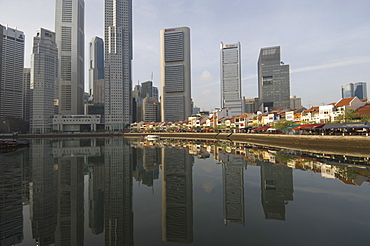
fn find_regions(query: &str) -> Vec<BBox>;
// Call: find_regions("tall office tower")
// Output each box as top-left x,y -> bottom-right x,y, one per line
132,84 -> 142,122
258,46 -> 290,112
341,83 -> 354,98
105,0 -> 133,130
30,29 -> 58,134
143,97 -> 160,122
160,27 -> 192,122
141,80 -> 153,98
89,36 -> 104,103
162,148 -> 193,243
354,82 -> 367,100
30,139 -> 57,246
220,42 -> 243,116
0,25 -> 25,120
341,82 -> 367,100
55,0 -> 85,115
23,68 -> 31,122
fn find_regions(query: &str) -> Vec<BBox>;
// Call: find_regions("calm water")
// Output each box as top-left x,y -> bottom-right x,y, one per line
1,137 -> 370,246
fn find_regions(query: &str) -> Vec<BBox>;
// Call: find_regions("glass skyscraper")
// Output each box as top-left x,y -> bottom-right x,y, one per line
341,82 -> 367,100
89,36 -> 104,104
258,46 -> 290,112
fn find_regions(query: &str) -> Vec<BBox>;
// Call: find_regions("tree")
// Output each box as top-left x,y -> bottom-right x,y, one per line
273,119 -> 293,130
334,108 -> 357,123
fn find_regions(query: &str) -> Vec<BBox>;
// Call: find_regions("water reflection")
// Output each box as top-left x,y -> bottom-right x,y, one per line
0,137 -> 369,245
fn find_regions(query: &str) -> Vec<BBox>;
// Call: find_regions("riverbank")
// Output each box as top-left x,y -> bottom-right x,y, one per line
123,132 -> 370,157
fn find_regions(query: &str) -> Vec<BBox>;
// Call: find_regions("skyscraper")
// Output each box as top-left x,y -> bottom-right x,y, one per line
0,25 -> 25,120
258,46 -> 290,112
160,27 -> 191,122
23,68 -> 31,123
341,82 -> 367,100
220,42 -> 243,116
104,0 -> 133,130
89,36 -> 104,103
55,0 -> 85,115
30,28 -> 58,134
142,97 -> 160,122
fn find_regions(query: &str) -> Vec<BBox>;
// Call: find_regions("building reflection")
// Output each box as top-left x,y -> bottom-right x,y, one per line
0,149 -> 25,245
30,139 -> 57,246
104,138 -> 134,245
162,147 -> 194,244
53,139 -> 86,246
218,152 -> 246,225
133,146 -> 161,187
258,160 -> 293,221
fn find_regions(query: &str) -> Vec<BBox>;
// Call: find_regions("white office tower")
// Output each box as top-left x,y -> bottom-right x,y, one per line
0,25 -> 25,120
30,29 -> 58,134
220,42 -> 243,116
104,0 -> 133,130
55,0 -> 85,115
160,27 -> 192,122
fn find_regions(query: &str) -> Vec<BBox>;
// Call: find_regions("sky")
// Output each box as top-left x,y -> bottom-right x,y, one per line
1,0 -> 370,110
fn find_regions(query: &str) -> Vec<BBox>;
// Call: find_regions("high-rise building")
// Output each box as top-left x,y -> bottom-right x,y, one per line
143,97 -> 160,122
0,25 -> 25,120
290,95 -> 302,110
152,86 -> 159,100
23,68 -> 31,123
89,36 -> 104,103
55,0 -> 85,115
160,27 -> 192,122
30,29 -> 58,134
141,80 -> 153,98
104,0 -> 133,130
220,42 -> 243,116
341,82 -> 367,100
258,46 -> 290,112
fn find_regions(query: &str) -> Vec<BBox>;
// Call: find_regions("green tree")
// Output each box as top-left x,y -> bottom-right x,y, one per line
273,119 -> 293,130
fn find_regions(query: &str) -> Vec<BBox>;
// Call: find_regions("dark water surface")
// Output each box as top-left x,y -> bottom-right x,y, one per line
1,137 -> 370,246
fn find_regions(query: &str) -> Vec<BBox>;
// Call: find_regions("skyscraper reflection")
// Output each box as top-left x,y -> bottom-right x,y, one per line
0,149 -> 25,245
162,147 -> 194,243
258,160 -> 294,221
30,139 -> 57,246
104,138 -> 134,245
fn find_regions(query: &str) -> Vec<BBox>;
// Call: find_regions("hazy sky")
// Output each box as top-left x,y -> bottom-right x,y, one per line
1,0 -> 370,110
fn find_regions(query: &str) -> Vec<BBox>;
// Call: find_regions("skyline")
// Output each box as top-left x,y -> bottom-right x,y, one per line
1,0 -> 370,111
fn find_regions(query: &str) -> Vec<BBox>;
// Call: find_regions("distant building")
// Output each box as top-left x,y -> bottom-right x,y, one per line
142,97 -> 160,122
290,95 -> 302,109
341,82 -> 367,100
220,42 -> 243,116
55,0 -> 85,115
258,46 -> 290,112
160,26 -> 192,122
152,86 -> 159,100
0,25 -> 25,120
193,107 -> 200,115
141,81 -> 153,98
30,28 -> 58,134
89,37 -> 104,103
244,98 -> 259,114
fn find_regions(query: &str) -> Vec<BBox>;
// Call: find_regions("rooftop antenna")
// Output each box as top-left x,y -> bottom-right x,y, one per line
150,72 -> 153,81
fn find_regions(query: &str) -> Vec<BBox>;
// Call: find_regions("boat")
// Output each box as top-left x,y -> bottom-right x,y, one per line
145,135 -> 160,141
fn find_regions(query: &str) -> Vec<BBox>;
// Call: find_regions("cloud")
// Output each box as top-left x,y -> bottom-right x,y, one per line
291,57 -> 370,74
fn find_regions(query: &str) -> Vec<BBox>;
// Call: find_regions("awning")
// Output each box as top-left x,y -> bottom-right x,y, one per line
322,122 -> 370,129
252,126 -> 271,131
282,124 -> 301,130
292,123 -> 326,130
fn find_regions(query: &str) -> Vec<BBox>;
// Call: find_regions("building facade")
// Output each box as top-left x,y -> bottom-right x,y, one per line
0,25 -> 25,120
258,46 -> 290,112
160,27 -> 192,122
55,0 -> 85,115
220,42 -> 243,116
23,68 -> 31,123
142,97 -> 160,122
104,0 -> 133,130
290,95 -> 302,110
30,29 -> 58,134
89,36 -> 104,103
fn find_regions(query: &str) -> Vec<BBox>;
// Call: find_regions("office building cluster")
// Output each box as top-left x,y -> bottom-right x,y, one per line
0,0 -> 368,133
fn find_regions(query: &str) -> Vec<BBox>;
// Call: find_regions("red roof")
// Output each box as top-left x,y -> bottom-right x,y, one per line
252,126 -> 271,131
356,103 -> 370,117
335,97 -> 355,107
